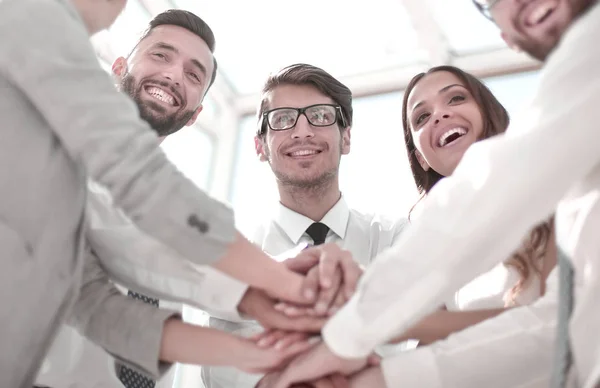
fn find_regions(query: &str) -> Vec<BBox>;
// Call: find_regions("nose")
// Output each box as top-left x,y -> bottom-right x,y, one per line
433,112 -> 451,126
291,114 -> 315,139
161,65 -> 183,89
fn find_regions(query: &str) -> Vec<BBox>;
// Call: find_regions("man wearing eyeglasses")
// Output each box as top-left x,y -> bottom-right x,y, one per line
201,63 -> 407,388
264,0 -> 600,387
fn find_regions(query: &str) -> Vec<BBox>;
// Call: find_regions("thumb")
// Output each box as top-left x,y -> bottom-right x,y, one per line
284,250 -> 319,274
263,269 -> 315,305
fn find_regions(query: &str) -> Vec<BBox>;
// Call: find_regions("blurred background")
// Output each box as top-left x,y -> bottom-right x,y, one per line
91,2 -> 542,386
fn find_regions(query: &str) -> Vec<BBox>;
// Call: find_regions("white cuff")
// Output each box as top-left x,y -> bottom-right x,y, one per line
196,267 -> 248,321
322,297 -> 375,358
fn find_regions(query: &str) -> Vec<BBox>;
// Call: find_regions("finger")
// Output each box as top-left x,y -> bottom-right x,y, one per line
318,245 -> 342,289
327,287 -> 346,316
248,338 -> 321,375
367,354 -> 381,366
301,266 -> 320,303
284,248 -> 320,273
257,330 -> 288,348
265,268 -> 314,304
284,305 -> 315,317
338,255 -> 363,299
272,344 -> 334,388
260,305 -> 326,332
315,268 -> 342,315
274,332 -> 310,350
330,373 -> 350,388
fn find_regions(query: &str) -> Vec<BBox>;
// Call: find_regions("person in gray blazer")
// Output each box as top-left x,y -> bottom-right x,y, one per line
0,1 -> 335,386
34,9 -> 333,388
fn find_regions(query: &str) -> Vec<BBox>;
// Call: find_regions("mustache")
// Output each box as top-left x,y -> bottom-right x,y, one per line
140,79 -> 184,106
281,140 -> 324,153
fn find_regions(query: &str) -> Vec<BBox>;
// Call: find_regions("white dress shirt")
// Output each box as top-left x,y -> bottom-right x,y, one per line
35,182 -> 249,388
323,4 -> 600,388
202,196 -> 407,388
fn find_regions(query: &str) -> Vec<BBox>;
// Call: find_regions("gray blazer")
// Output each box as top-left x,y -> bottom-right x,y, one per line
0,0 -> 235,386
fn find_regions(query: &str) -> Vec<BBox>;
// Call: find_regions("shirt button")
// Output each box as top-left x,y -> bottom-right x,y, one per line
188,214 -> 209,233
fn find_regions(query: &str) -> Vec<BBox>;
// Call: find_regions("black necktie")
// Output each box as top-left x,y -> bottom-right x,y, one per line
117,291 -> 159,388
305,222 -> 330,245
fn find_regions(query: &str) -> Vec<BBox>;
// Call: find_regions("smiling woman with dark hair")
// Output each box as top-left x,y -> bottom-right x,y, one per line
390,65 -> 556,346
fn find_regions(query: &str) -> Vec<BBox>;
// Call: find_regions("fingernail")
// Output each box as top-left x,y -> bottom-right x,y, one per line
274,303 -> 285,311
258,338 -> 269,347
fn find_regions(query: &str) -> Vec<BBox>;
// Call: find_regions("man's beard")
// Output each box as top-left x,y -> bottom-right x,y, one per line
510,0 -> 597,61
266,140 -> 341,190
120,73 -> 196,137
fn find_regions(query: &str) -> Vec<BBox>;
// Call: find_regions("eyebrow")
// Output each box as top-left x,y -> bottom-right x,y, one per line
151,42 -> 208,78
411,84 -> 468,112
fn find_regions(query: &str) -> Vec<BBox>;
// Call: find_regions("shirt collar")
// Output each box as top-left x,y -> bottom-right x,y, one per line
274,195 -> 350,244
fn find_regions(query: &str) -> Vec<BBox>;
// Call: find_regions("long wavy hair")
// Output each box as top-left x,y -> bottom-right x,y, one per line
402,66 -> 552,306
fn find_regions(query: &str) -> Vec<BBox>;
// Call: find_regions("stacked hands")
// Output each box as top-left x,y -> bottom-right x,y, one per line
231,243 -> 381,388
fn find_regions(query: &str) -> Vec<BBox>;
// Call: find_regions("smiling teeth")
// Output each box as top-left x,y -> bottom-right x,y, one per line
439,127 -> 467,147
147,87 -> 175,106
528,2 -> 555,25
290,150 -> 318,156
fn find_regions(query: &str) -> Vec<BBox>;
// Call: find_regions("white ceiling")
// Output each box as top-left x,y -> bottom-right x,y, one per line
92,0 -> 541,115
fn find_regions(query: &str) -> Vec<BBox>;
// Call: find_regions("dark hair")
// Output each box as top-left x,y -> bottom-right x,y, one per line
402,65 -> 551,305
135,9 -> 218,93
256,63 -> 352,137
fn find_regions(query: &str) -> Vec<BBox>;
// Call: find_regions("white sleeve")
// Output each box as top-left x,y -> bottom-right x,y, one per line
323,5 -> 600,358
382,270 -> 559,388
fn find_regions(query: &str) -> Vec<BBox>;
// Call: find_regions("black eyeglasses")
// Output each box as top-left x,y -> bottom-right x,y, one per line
472,0 -> 502,20
260,104 -> 347,133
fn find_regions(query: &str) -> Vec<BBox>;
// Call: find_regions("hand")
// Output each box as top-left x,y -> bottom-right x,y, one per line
251,329 -> 317,351
268,341 -> 379,388
274,265 -> 342,317
238,288 -> 326,333
257,372 -> 349,388
289,244 -> 362,298
348,366 -> 386,388
232,334 -> 316,374
277,244 -> 363,316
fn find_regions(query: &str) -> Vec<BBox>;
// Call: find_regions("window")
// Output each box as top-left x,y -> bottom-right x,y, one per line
483,71 -> 540,117
161,126 -> 215,388
161,126 -> 215,190
173,0 -> 427,94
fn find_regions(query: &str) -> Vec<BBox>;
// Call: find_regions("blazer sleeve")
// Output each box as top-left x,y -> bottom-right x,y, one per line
0,0 -> 235,266
67,248 -> 178,378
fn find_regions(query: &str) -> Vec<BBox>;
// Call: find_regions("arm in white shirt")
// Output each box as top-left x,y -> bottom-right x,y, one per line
390,218 -> 408,245
379,270 -> 558,388
0,0 -> 234,266
323,4 -> 600,358
68,248 -> 178,378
